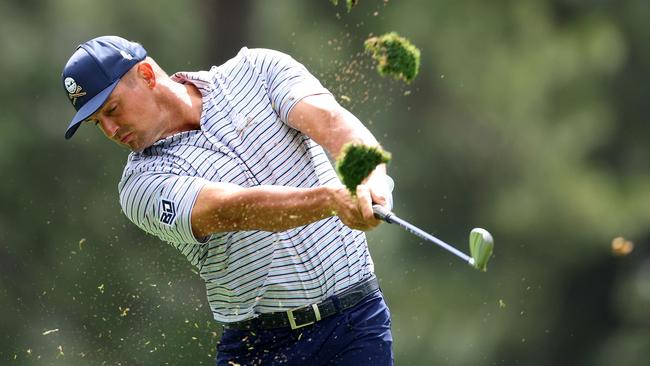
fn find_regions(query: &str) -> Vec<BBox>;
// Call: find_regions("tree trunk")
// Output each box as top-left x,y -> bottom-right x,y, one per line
202,0 -> 253,64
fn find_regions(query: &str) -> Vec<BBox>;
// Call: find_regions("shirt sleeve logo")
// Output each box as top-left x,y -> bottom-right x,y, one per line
160,199 -> 177,226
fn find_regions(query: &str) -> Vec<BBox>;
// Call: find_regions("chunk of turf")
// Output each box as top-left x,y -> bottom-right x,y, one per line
364,32 -> 421,83
336,143 -> 391,194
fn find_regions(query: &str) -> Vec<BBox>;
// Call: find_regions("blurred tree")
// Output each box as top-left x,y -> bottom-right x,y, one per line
202,0 -> 253,63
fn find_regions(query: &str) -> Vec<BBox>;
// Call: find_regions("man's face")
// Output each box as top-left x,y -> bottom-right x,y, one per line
87,68 -> 163,152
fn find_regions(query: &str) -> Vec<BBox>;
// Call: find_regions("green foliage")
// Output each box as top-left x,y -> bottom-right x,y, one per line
364,32 -> 421,83
336,143 -> 391,194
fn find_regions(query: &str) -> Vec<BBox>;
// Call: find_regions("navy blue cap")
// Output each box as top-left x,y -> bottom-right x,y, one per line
62,36 -> 147,139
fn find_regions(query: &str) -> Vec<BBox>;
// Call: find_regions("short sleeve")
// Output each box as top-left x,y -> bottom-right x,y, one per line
118,172 -> 210,244
247,48 -> 331,122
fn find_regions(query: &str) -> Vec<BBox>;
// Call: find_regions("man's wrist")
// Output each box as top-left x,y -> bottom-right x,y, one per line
321,185 -> 338,217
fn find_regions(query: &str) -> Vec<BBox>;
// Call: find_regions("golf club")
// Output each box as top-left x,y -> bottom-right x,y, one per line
373,205 -> 494,271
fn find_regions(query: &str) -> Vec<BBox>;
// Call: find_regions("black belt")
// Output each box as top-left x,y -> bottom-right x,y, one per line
222,277 -> 380,330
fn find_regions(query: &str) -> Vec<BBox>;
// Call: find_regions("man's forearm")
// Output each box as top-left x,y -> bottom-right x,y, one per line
326,108 -> 381,158
192,184 -> 336,236
288,94 -> 380,158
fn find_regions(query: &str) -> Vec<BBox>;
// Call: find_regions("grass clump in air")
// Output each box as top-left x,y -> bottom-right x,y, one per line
336,143 -> 391,194
364,32 -> 421,83
330,0 -> 359,13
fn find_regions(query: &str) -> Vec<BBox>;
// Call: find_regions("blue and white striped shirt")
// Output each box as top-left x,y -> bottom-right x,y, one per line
118,48 -> 374,322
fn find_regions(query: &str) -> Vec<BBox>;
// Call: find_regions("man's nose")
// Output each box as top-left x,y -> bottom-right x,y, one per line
99,118 -> 120,138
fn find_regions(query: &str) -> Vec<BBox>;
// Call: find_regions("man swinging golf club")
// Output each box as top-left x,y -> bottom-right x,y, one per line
61,35 -> 394,365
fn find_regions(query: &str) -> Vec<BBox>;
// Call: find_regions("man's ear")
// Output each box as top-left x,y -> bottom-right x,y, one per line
136,62 -> 156,88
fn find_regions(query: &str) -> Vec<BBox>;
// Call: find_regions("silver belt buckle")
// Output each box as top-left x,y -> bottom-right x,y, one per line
287,303 -> 321,330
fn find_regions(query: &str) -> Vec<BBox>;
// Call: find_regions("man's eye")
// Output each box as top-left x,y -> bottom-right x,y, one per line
107,105 -> 118,114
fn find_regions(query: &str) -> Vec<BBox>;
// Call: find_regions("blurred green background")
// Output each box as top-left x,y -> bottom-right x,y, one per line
1,0 -> 649,364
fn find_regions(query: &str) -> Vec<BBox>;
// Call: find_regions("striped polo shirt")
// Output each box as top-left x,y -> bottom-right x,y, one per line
118,47 -> 374,323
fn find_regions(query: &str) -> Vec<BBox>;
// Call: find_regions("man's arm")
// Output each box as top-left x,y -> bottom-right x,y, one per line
190,94 -> 388,238
191,181 -> 378,238
287,94 -> 390,209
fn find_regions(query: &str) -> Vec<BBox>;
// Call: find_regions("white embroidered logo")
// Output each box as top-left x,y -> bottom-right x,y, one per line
64,77 -> 86,106
64,77 -> 77,94
120,50 -> 134,60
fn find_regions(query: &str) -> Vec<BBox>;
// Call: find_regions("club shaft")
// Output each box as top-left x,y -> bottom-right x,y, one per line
373,205 -> 473,264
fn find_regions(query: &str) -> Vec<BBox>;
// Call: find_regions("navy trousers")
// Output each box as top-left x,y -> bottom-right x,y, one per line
216,291 -> 393,365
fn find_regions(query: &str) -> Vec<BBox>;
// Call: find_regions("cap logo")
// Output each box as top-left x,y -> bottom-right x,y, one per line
120,50 -> 134,60
64,77 -> 87,106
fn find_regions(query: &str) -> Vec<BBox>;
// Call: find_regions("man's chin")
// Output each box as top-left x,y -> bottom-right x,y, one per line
118,140 -> 143,153
130,140 -> 154,153
130,143 -> 146,153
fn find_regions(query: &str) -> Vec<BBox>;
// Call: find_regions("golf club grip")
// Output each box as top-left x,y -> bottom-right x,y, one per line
372,204 -> 394,223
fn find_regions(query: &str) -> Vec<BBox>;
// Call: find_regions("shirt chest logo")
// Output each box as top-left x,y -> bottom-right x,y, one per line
232,113 -> 255,136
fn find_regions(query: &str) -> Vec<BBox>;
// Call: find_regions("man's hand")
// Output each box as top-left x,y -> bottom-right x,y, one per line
328,184 -> 381,231
363,164 -> 391,210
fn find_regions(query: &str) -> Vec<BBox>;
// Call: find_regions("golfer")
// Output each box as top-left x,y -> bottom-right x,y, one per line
61,35 -> 393,365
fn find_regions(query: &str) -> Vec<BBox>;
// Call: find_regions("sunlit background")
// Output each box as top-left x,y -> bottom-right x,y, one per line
1,0 -> 649,364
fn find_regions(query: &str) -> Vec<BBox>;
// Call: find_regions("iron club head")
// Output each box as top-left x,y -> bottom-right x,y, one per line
469,228 -> 494,272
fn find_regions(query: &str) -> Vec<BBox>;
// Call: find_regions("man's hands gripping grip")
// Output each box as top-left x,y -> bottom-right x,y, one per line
328,183 -> 381,231
332,143 -> 392,231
